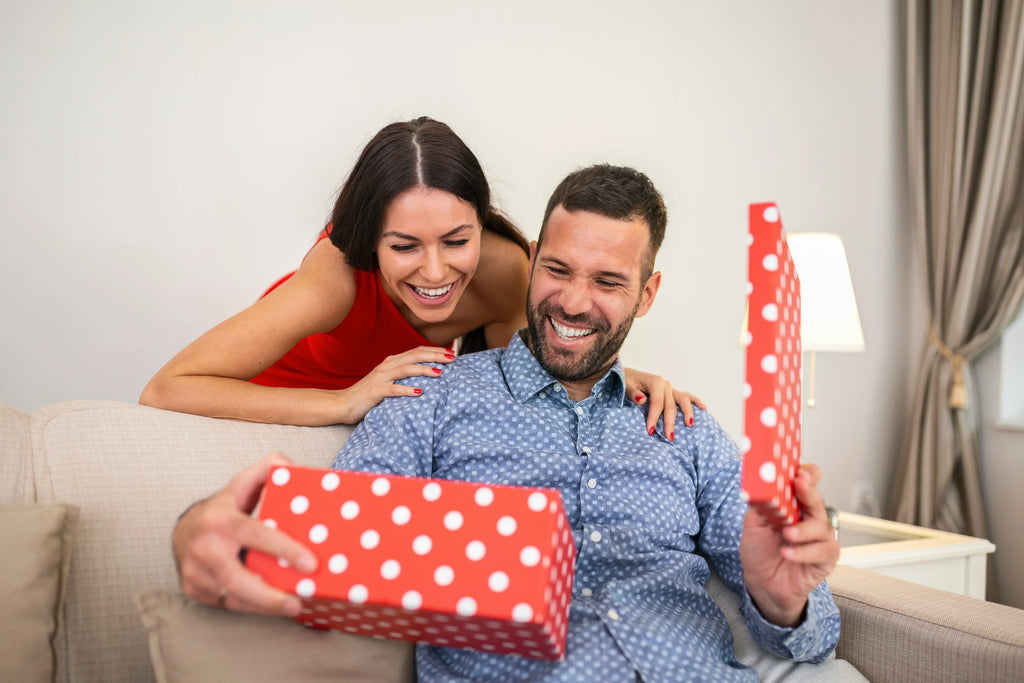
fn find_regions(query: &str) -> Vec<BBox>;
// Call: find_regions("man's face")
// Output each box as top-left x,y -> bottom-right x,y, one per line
525,205 -> 661,390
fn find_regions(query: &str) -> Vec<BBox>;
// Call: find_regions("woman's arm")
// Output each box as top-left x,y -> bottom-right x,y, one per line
140,240 -> 452,426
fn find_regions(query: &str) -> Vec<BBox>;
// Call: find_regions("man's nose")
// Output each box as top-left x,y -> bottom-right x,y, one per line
557,279 -> 593,315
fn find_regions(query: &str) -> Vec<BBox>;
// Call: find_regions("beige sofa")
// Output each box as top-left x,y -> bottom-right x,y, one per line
2,400 -> 1023,682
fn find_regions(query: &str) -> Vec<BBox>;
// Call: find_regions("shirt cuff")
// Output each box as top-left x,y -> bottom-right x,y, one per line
740,581 -> 840,662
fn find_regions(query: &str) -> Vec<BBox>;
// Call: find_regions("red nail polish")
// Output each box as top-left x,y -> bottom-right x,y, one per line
413,388 -> 423,395
432,367 -> 442,375
689,417 -> 694,427
648,426 -> 655,435
669,431 -> 674,441
635,395 -> 644,403
445,353 -> 455,360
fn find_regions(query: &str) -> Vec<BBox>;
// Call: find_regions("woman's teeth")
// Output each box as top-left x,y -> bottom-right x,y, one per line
551,318 -> 595,340
413,283 -> 456,298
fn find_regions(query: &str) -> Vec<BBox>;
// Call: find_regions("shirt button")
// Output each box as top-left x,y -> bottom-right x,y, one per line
554,385 -> 563,392
574,406 -> 584,416
607,609 -> 620,621
589,530 -> 602,543
580,587 -> 593,597
539,390 -> 547,397
587,478 -> 597,489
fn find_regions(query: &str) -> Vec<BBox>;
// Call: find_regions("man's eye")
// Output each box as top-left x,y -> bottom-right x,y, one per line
596,280 -> 621,289
547,267 -> 570,278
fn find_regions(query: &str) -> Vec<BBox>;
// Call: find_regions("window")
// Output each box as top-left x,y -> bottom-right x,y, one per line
999,310 -> 1024,427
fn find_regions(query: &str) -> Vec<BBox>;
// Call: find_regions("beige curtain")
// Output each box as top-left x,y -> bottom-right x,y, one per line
891,0 -> 1024,540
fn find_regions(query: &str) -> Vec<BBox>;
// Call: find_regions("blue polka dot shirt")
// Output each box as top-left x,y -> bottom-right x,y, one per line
332,332 -> 840,681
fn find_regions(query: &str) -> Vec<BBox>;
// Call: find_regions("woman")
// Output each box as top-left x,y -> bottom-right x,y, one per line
141,117 -> 702,433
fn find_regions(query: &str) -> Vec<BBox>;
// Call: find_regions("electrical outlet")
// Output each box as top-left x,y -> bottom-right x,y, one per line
850,482 -> 880,517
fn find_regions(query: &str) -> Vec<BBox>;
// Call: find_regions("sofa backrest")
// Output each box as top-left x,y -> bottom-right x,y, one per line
28,400 -> 354,683
0,402 -> 32,504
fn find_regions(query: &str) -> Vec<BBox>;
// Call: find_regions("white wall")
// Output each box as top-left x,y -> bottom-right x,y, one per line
2,1 -> 917,575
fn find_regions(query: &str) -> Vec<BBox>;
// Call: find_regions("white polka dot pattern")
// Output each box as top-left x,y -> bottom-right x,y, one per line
742,202 -> 802,528
246,465 -> 576,660
307,333 -> 841,680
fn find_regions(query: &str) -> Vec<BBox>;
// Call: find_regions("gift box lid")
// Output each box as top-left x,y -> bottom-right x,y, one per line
742,202 -> 802,528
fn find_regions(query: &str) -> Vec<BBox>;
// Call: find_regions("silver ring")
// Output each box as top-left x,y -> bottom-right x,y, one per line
216,587 -> 228,609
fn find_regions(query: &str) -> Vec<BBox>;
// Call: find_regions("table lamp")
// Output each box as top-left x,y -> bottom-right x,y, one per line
785,233 -> 865,406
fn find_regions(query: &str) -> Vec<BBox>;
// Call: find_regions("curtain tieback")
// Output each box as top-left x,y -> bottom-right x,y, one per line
928,327 -> 969,410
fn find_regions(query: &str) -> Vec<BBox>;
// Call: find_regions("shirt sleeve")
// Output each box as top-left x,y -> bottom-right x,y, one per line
330,371 -> 446,477
689,410 -> 840,663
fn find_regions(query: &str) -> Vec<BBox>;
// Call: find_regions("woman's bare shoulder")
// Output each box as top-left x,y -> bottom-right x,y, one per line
473,230 -> 530,314
274,238 -> 358,330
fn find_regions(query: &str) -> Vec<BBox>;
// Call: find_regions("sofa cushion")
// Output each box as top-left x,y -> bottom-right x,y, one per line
29,401 -> 353,683
135,591 -> 415,683
132,578 -> 863,682
705,573 -> 866,681
0,504 -> 79,683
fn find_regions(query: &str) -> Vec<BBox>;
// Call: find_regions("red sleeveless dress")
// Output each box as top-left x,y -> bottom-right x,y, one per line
250,235 -> 433,390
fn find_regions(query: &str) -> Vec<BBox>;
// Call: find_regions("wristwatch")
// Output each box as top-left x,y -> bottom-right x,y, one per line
825,506 -> 839,540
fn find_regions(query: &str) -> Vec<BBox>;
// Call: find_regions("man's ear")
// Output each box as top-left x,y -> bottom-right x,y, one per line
528,240 -> 538,270
635,271 -> 662,318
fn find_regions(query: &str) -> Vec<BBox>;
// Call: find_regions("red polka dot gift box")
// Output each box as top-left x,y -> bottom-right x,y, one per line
741,202 -> 802,530
245,465 -> 576,660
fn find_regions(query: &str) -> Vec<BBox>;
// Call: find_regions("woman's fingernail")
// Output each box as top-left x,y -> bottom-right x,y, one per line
635,395 -> 645,403
432,367 -> 442,375
414,388 -> 423,395
669,431 -> 674,441
648,426 -> 655,435
689,417 -> 694,427
445,353 -> 455,360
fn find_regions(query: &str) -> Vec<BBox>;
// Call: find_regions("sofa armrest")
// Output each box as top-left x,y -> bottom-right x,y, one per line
828,564 -> 1024,682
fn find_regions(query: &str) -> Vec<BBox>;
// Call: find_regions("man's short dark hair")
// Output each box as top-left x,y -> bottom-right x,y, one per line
539,164 -> 667,279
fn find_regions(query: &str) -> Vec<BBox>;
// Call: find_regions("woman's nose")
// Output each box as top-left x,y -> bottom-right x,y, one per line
421,248 -> 446,282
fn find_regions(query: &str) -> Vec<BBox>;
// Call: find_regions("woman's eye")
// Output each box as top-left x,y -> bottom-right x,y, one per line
444,239 -> 470,248
389,244 -> 416,252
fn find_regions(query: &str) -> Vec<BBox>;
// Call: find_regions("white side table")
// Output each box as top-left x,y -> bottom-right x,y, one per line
836,511 -> 995,599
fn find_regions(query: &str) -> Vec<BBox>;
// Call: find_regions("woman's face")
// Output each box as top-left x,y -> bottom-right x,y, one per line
376,186 -> 483,324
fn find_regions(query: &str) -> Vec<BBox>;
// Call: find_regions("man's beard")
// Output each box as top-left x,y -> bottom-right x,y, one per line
525,296 -> 638,383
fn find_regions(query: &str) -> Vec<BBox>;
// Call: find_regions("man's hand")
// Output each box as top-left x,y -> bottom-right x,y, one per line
739,463 -> 839,627
172,453 -> 318,616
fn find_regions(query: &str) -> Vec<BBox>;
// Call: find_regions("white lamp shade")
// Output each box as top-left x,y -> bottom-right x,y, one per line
786,233 -> 865,352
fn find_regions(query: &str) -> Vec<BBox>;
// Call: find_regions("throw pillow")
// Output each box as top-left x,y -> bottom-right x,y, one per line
135,591 -> 415,683
0,503 -> 79,683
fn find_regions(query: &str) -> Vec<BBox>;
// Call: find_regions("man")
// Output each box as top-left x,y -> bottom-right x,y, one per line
175,164 -> 840,681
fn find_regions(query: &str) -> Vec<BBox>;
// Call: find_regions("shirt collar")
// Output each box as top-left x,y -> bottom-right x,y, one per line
501,329 -> 627,405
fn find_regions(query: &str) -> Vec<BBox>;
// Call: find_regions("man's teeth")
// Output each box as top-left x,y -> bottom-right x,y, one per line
413,283 -> 455,298
551,318 -> 595,340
